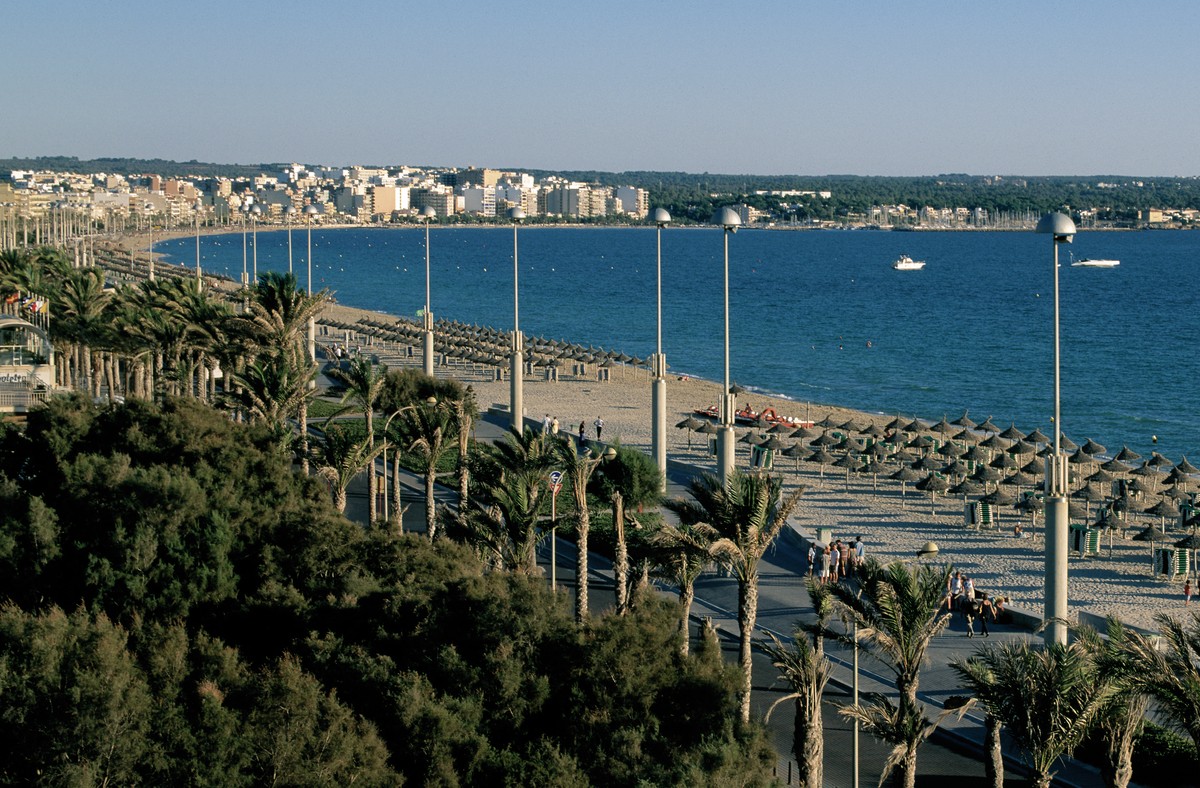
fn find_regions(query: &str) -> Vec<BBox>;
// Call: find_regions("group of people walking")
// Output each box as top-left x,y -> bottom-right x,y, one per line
807,536 -> 865,584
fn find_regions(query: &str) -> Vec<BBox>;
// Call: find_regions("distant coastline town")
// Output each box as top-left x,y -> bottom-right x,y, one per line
4,156 -> 1200,247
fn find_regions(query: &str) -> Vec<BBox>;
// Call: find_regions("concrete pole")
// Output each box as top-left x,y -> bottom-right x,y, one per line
510,217 -> 524,431
651,213 -> 669,491
718,225 -> 736,485
422,210 -> 435,377
1045,236 -> 1069,646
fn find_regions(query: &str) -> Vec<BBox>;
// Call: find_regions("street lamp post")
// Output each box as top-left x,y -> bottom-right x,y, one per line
146,204 -> 155,282
194,201 -> 202,287
304,204 -> 319,365
419,205 -> 437,376
1036,211 -> 1076,647
285,205 -> 295,275
250,204 -> 261,284
508,206 -> 526,432
651,208 -> 671,491
241,204 -> 249,290
713,207 -> 742,485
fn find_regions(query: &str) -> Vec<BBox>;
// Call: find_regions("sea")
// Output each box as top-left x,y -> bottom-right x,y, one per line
155,226 -> 1200,463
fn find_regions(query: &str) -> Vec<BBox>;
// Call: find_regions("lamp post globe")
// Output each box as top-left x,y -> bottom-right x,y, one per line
508,206 -> 526,431
651,208 -> 671,490
713,207 -> 741,485
1036,210 -> 1076,646
420,205 -> 437,376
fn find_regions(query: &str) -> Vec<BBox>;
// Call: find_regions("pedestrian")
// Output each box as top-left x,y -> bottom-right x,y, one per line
542,413 -> 551,434
829,542 -> 841,584
806,544 -> 816,575
551,416 -> 560,435
578,420 -> 585,443
594,416 -> 604,441
818,546 -> 830,584
946,570 -> 963,610
854,535 -> 865,575
837,539 -> 850,579
1186,578 -> 1193,606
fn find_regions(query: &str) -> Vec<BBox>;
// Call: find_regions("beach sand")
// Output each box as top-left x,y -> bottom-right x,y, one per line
97,236 -> 1190,634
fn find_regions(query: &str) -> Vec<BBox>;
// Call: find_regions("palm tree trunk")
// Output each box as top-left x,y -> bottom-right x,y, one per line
679,580 -> 695,656
366,448 -> 377,525
392,455 -> 402,532
298,402 -> 309,476
613,491 -> 628,614
738,574 -> 758,725
796,686 -> 823,788
576,509 -> 590,626
333,484 -> 347,513
985,714 -> 1003,788
425,466 -> 437,540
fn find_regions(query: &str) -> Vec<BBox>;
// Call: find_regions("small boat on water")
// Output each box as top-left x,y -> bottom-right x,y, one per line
892,254 -> 925,271
1070,253 -> 1120,268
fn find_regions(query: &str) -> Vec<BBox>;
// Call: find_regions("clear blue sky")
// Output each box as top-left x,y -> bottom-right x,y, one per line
5,0 -> 1198,176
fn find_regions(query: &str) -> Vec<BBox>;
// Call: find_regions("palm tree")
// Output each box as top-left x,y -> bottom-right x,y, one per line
951,636 -> 1113,788
229,346 -> 316,455
246,271 -> 327,474
554,437 -> 613,626
397,398 -> 456,541
463,427 -> 554,572
648,519 -> 724,655
53,266 -> 110,395
1079,621 -> 1148,788
828,558 -> 951,788
762,576 -> 835,788
1110,612 -> 1200,754
313,423 -> 385,514
593,445 -> 663,614
947,643 -> 1008,788
327,356 -> 387,523
665,470 -> 805,724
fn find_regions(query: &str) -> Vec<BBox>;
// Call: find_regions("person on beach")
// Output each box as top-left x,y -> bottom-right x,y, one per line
963,574 -> 975,605
806,544 -> 816,576
838,539 -> 850,579
1186,578 -> 1193,606
829,542 -> 841,584
819,546 -> 830,583
578,420 -> 585,443
551,416 -> 559,435
594,417 -> 604,441
542,414 -> 551,434
854,536 -> 865,576
946,570 -> 963,610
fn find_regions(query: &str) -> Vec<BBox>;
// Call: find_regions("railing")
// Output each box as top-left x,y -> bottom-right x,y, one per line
0,388 -> 48,412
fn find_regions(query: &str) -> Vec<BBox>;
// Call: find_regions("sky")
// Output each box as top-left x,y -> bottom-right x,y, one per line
5,0 -> 1200,177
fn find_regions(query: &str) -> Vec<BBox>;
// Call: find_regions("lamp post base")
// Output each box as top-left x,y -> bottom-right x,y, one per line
652,373 -> 667,491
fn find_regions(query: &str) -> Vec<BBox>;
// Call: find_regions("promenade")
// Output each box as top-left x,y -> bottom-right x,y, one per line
339,402 -> 1116,787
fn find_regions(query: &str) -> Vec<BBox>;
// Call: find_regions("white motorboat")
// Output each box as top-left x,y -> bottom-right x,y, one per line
892,254 -> 925,271
1071,257 -> 1120,268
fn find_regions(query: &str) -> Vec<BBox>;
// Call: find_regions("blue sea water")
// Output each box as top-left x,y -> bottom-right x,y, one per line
156,226 -> 1200,462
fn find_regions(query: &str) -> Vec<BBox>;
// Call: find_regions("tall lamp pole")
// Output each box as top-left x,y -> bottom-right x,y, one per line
1036,211 -> 1076,647
240,205 -> 249,290
651,208 -> 671,491
250,204 -> 261,284
713,207 -> 741,486
304,204 -> 319,365
285,205 -> 295,275
194,201 -> 202,287
508,206 -> 526,432
419,205 -> 437,376
147,204 -> 155,282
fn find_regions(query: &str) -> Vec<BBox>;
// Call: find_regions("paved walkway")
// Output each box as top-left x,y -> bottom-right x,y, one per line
335,405 -> 1115,787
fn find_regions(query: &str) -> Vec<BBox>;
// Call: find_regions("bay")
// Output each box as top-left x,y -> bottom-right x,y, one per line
156,226 -> 1200,462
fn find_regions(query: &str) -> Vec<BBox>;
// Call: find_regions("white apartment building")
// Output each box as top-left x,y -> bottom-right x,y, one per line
371,185 -> 411,217
613,186 -> 649,217
461,186 -> 496,217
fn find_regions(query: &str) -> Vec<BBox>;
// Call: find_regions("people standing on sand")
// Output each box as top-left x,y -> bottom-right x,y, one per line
542,414 -> 551,434
818,546 -> 830,583
838,539 -> 850,579
829,542 -> 841,584
551,416 -> 559,435
853,535 -> 865,576
578,420 -> 585,443
1187,578 -> 1193,606
594,417 -> 604,441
